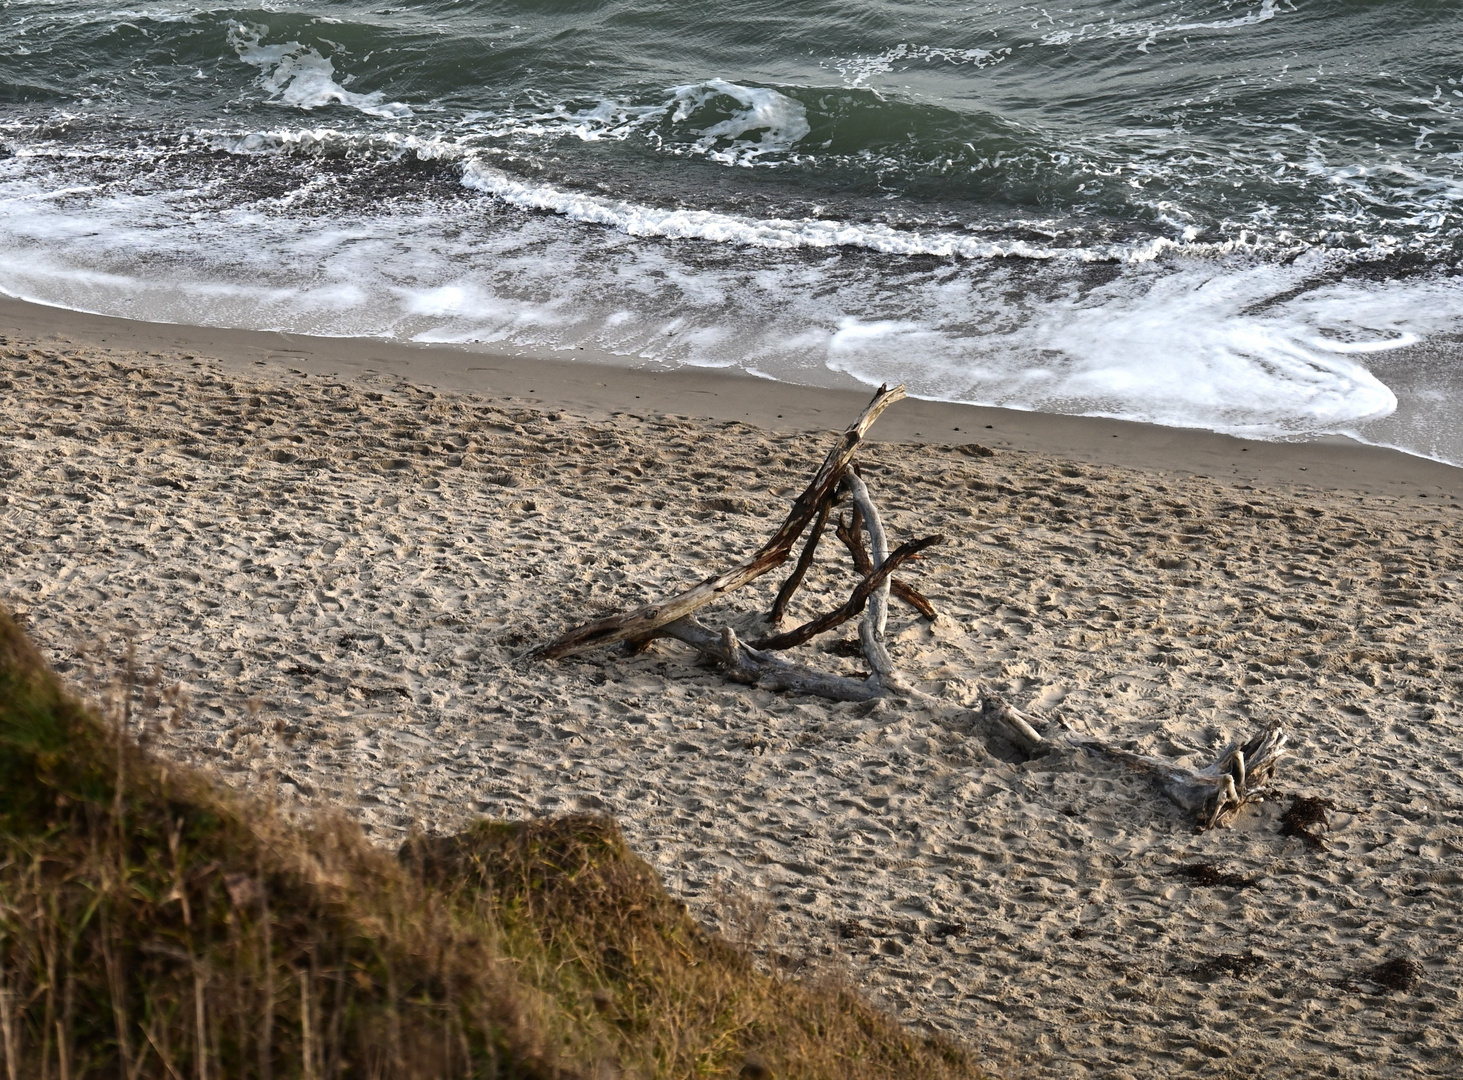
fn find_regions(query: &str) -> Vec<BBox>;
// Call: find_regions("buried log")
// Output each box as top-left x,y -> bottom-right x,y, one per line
980,696 -> 1288,830
532,385 -> 941,699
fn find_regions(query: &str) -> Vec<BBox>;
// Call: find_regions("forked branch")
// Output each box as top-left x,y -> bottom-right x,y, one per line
749,534 -> 943,652
837,505 -> 936,620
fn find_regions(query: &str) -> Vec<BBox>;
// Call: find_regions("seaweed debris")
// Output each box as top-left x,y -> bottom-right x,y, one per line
1170,862 -> 1258,889
1363,957 -> 1423,994
1184,952 -> 1266,981
1280,794 -> 1336,849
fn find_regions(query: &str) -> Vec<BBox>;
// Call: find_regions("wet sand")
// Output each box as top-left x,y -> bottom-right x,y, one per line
2,304 -> 1461,1078
6,295 -> 1461,498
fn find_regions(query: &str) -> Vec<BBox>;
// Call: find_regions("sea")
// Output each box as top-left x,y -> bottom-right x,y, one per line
3,1 -> 1462,464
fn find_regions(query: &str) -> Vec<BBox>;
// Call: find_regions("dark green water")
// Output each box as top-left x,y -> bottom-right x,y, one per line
4,1 -> 1462,461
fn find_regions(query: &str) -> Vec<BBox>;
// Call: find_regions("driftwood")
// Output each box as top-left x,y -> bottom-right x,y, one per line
980,696 -> 1049,758
532,385 -> 941,699
836,503 -> 936,620
748,535 -> 941,653
532,383 -> 908,662
533,388 -> 1295,832
659,617 -> 881,702
844,468 -> 896,680
769,499 -> 832,626
980,696 -> 1288,830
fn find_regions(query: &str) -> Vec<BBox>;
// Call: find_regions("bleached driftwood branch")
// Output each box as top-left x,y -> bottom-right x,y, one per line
660,617 -> 881,702
844,468 -> 896,682
979,696 -> 1288,829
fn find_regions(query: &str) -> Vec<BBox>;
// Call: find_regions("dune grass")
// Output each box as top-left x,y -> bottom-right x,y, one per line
0,609 -> 990,1080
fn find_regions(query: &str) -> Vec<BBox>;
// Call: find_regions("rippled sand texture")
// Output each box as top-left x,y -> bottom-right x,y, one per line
3,340 -> 1461,1079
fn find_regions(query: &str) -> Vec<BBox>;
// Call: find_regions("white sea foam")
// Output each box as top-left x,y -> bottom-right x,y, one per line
2,148 -> 1461,464
831,43 -> 1010,89
1033,0 -> 1282,53
479,98 -> 668,144
228,22 -> 413,120
1307,333 -> 1419,354
191,117 -> 1422,268
817,262 -> 1463,444
667,79 -> 810,165
452,79 -> 809,167
459,159 -> 1094,258
1028,267 -> 1400,431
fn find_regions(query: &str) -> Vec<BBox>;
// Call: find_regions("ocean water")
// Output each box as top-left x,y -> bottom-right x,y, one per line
3,0 -> 1462,463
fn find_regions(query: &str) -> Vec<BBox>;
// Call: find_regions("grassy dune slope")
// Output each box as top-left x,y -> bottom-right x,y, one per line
0,609 -> 987,1080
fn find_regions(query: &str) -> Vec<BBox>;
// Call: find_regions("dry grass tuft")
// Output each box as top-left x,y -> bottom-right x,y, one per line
0,608 -> 990,1079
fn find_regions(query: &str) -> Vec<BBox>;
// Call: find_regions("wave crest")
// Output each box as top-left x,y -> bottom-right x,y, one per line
228,22 -> 413,120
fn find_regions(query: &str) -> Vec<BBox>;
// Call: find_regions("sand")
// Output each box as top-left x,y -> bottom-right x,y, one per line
2,313 -> 1461,1078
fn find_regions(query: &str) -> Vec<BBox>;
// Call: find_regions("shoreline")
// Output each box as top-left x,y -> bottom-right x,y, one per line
4,294 -> 1460,500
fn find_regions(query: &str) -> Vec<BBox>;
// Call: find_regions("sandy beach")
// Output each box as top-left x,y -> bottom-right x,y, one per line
2,302 -> 1461,1078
